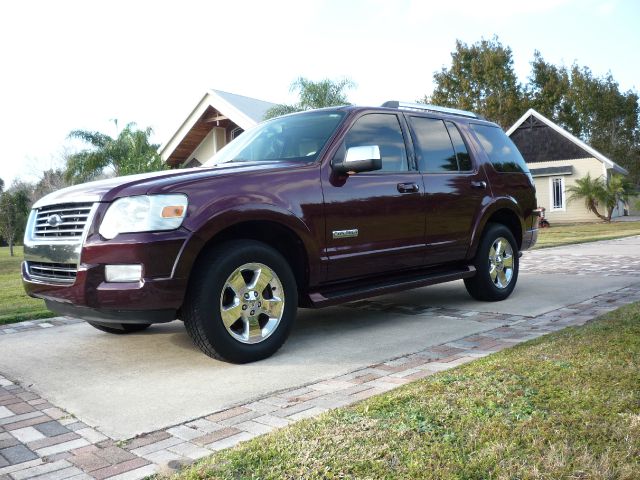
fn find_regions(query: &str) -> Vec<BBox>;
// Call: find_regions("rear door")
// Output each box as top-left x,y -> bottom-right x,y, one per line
406,116 -> 490,266
322,112 -> 426,281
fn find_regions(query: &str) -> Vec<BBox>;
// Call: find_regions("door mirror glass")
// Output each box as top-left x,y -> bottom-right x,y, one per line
333,145 -> 382,174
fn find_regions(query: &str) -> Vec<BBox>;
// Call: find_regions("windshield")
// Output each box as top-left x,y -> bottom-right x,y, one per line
203,110 -> 345,166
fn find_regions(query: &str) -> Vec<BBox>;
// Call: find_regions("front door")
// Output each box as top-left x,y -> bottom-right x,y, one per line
322,112 -> 426,281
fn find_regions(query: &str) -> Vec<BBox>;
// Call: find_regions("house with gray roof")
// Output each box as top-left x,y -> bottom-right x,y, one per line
507,108 -> 629,223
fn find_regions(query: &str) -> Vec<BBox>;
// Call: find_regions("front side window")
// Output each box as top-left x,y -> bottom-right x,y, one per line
203,111 -> 345,165
471,123 -> 529,174
551,177 -> 565,210
344,113 -> 409,172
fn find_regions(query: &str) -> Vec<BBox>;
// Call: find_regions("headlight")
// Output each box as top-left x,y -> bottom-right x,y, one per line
99,194 -> 188,240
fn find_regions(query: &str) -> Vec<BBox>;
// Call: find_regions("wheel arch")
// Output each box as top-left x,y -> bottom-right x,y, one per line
175,207 -> 315,312
468,199 -> 524,259
200,219 -> 310,291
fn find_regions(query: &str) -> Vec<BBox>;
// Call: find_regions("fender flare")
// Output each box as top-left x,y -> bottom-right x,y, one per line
467,197 -> 525,259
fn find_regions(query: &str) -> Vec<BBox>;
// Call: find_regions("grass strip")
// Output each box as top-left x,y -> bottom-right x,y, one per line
534,221 -> 640,249
0,246 -> 53,324
177,302 -> 640,479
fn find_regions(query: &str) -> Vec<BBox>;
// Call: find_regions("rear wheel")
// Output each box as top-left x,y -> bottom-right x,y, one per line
88,322 -> 151,334
464,223 -> 519,301
183,240 -> 297,363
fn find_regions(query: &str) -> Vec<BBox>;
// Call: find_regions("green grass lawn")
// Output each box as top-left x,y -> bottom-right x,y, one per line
177,302 -> 640,479
0,246 -> 53,324
534,220 -> 640,249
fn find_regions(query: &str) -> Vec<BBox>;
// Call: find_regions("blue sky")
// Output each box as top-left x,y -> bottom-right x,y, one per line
0,0 -> 638,186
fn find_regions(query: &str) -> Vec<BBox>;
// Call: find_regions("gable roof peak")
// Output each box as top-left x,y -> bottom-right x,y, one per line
506,108 -> 628,175
159,89 -> 277,163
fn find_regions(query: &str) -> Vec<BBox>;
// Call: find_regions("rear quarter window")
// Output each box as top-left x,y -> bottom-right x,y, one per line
471,124 -> 529,174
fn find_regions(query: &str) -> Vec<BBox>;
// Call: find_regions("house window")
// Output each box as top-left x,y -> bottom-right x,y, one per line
550,177 -> 565,211
231,127 -> 244,140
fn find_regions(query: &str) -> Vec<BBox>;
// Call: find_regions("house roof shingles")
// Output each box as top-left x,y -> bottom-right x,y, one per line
509,116 -> 591,163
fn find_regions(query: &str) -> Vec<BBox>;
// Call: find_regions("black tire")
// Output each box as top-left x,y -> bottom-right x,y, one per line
88,322 -> 151,334
464,223 -> 519,301
183,240 -> 298,363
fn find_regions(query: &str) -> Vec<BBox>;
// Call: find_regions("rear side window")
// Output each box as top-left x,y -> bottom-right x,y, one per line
409,117 -> 474,173
344,113 -> 409,172
409,117 -> 458,173
471,124 -> 529,173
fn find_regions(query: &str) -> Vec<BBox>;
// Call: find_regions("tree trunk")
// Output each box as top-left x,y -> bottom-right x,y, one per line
588,200 -> 609,222
606,206 -> 614,222
8,238 -> 14,257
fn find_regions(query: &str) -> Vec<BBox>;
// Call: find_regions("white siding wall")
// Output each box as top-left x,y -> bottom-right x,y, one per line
532,158 -> 605,223
189,128 -> 226,165
214,128 -> 227,153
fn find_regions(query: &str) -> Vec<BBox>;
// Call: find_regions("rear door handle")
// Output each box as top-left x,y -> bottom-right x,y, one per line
397,182 -> 420,193
471,180 -> 487,189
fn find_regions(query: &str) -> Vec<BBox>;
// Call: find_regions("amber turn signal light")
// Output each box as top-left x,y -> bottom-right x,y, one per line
161,205 -> 185,218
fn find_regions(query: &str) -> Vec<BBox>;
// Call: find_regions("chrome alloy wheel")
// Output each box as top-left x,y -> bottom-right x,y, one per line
488,237 -> 514,289
219,263 -> 285,344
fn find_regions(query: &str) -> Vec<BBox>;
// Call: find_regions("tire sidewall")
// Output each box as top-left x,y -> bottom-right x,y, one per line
191,241 -> 297,363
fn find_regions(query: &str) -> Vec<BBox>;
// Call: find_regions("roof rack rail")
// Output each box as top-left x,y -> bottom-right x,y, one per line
381,101 -> 478,119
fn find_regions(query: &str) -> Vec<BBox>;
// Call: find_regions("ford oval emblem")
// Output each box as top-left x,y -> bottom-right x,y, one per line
47,214 -> 64,227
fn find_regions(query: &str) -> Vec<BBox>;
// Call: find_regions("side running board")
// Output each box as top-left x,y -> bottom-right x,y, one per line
308,266 -> 476,308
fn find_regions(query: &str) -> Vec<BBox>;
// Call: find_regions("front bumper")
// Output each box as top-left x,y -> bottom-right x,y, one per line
22,228 -> 191,324
41,300 -> 176,324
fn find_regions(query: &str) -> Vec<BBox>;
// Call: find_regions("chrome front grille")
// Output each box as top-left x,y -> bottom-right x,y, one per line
27,261 -> 77,284
34,203 -> 93,238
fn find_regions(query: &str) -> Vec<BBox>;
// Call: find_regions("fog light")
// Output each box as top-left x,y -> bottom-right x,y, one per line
105,265 -> 142,283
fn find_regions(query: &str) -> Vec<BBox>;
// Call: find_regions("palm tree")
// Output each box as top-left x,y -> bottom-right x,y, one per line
264,77 -> 355,120
566,173 -> 634,222
602,174 -> 636,220
566,174 -> 607,221
65,121 -> 166,183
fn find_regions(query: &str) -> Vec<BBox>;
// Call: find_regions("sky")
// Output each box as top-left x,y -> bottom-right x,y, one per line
0,0 -> 638,186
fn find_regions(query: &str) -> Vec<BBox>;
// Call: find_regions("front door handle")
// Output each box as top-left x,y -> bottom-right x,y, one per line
397,182 -> 420,193
471,180 -> 487,189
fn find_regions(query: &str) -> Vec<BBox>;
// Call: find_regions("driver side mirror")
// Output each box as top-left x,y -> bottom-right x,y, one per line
332,145 -> 382,174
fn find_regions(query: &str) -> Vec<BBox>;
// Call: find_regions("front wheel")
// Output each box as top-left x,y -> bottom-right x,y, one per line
183,240 -> 297,363
464,223 -> 519,301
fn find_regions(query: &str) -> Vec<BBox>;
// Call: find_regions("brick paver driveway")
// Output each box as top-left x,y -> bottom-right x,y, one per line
1,236 -> 639,479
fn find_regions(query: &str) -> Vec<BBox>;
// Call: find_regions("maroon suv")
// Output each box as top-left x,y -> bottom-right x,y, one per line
23,102 -> 538,363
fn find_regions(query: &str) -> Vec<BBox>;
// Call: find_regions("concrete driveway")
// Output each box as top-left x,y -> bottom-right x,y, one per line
0,236 -> 639,479
1,306 -> 502,440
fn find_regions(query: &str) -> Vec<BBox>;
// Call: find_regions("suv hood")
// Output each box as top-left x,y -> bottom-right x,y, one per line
32,162 -> 297,208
